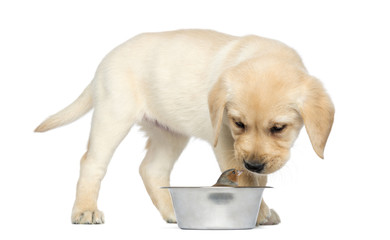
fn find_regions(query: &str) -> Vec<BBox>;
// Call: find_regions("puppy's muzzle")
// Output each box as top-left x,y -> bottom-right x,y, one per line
243,160 -> 265,173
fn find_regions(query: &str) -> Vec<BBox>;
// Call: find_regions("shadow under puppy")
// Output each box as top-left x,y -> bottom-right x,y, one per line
35,29 -> 334,225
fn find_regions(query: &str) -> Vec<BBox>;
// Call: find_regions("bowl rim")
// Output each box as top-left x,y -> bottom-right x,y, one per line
161,186 -> 272,189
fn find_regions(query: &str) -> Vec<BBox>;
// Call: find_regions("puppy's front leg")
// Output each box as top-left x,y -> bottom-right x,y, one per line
212,127 -> 280,226
255,175 -> 281,225
139,129 -> 190,223
238,173 -> 280,225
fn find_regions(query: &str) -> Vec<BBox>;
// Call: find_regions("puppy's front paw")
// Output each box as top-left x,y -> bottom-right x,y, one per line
72,209 -> 105,224
165,217 -> 177,224
163,211 -> 177,224
257,209 -> 281,225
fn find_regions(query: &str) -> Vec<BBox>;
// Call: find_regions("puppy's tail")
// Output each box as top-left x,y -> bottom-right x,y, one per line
35,83 -> 93,132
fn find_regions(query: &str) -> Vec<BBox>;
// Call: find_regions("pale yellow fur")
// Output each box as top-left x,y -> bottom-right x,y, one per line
35,29 -> 334,225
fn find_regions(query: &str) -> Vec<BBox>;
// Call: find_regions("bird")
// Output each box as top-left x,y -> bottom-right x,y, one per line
212,168 -> 243,187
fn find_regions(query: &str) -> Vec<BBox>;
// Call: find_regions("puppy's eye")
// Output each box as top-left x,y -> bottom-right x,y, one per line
235,121 -> 245,129
270,124 -> 287,134
232,170 -> 236,174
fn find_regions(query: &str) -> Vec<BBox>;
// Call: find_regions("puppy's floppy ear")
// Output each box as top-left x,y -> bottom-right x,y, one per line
298,76 -> 335,159
208,76 -> 227,147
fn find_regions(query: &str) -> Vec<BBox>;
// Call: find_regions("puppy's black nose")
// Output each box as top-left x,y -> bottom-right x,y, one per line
244,160 -> 265,173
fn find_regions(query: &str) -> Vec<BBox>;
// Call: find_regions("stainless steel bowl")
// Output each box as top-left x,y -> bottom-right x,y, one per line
162,187 -> 270,230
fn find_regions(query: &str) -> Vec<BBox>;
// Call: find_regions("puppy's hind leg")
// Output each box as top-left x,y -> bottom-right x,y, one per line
72,84 -> 142,224
139,125 -> 189,223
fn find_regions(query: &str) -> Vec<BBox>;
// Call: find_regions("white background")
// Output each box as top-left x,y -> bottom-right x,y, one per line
1,0 -> 389,239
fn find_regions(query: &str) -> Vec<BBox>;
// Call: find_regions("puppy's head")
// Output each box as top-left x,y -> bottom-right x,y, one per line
208,60 -> 334,174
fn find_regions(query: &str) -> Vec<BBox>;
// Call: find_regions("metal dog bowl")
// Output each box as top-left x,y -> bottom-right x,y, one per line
162,187 -> 270,230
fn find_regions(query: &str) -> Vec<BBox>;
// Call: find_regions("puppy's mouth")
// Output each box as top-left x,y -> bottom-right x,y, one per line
243,160 -> 266,174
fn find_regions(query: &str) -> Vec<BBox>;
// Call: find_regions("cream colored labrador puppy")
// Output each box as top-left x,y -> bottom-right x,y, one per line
35,29 -> 334,225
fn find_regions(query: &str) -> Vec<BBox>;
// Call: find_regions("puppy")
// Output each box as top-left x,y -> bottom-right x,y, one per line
35,29 -> 334,225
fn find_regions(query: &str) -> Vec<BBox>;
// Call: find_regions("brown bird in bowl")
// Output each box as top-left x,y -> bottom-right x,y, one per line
213,169 -> 243,187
